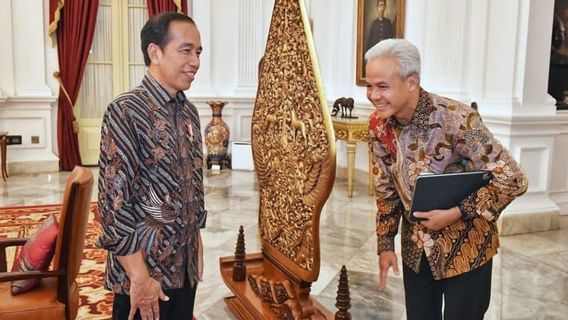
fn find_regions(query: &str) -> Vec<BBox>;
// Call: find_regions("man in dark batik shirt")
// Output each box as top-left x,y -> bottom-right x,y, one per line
97,12 -> 206,320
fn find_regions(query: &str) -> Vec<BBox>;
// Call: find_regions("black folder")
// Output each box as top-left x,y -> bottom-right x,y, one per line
409,171 -> 493,222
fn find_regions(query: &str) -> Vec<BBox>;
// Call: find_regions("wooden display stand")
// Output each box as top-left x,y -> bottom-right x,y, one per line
220,253 -> 333,319
219,0 -> 344,319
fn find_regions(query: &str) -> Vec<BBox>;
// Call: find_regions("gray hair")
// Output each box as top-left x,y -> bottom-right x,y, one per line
364,39 -> 421,79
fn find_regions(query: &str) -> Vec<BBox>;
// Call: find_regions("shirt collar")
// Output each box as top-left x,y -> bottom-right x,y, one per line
141,72 -> 187,106
388,87 -> 435,130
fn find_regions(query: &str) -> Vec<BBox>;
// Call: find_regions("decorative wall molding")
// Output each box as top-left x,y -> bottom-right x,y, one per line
482,113 -> 568,137
15,86 -> 53,97
4,96 -> 57,105
0,96 -> 58,171
550,191 -> 568,215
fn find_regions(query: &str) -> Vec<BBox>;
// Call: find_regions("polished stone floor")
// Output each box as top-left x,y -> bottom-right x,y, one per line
1,168 -> 568,319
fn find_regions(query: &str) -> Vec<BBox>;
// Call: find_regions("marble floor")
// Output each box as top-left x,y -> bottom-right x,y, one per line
1,168 -> 568,320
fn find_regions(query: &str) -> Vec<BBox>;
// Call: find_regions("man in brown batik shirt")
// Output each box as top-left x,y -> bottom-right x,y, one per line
366,39 -> 527,320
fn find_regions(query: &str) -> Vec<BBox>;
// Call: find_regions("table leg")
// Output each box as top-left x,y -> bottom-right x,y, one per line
0,136 -> 6,181
346,141 -> 356,197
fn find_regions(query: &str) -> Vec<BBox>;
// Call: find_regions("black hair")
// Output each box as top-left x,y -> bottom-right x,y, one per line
141,12 -> 195,66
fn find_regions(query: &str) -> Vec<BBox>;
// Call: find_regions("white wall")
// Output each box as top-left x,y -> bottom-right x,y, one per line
1,0 -> 567,230
0,0 -> 59,173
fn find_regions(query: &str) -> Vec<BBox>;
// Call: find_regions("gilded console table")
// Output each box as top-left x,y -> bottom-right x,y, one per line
331,117 -> 373,197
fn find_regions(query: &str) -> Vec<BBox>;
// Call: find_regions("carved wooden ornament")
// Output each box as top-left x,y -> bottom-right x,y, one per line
251,0 -> 336,282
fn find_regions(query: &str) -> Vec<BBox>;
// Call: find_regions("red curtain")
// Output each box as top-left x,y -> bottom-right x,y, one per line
49,0 -> 99,171
147,0 -> 189,17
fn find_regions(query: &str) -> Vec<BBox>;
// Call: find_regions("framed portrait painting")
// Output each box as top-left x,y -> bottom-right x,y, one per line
356,0 -> 405,86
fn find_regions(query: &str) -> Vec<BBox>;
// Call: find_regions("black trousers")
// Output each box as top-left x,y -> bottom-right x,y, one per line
403,252 -> 492,320
112,277 -> 197,320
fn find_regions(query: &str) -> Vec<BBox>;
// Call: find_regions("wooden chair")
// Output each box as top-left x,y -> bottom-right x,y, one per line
0,166 -> 94,320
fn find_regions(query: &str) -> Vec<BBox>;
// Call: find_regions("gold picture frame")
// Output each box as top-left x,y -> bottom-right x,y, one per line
356,0 -> 405,86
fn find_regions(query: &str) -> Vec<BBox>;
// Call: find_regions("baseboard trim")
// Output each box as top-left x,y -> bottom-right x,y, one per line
8,160 -> 59,175
550,191 -> 568,216
497,194 -> 560,236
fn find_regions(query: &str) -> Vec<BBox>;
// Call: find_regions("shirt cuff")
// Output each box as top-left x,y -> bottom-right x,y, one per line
377,236 -> 395,255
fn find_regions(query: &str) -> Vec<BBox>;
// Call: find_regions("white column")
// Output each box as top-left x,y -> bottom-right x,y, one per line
470,0 -> 557,116
188,0 -> 214,96
468,0 -> 560,234
0,0 -> 59,173
514,0 -> 558,115
233,0 -> 268,96
417,1 -> 469,100
0,0 -> 15,96
12,0 -> 53,96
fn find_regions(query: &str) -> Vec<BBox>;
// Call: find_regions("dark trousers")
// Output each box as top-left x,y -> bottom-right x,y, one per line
403,252 -> 492,320
112,278 -> 197,320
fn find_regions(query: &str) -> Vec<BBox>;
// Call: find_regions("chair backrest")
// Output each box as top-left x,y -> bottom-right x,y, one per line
51,166 -> 94,311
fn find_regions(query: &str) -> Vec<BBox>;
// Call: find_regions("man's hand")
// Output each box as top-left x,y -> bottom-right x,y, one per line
128,275 -> 169,320
413,206 -> 461,232
117,251 -> 169,320
378,251 -> 399,291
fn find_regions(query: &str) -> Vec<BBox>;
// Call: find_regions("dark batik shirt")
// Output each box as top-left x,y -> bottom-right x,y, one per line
97,73 -> 206,294
369,88 -> 528,280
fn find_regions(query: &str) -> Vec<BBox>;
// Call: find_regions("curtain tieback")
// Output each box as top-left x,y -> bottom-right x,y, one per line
173,0 -> 183,13
53,71 -> 80,134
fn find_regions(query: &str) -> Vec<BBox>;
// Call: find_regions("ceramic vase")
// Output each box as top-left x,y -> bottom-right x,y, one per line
205,101 -> 231,169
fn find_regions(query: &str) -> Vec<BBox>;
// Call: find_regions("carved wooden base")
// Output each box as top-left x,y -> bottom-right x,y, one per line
220,252 -> 334,320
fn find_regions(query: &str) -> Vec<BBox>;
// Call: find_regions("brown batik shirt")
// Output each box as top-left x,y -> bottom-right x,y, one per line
369,88 -> 528,280
97,73 -> 206,294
